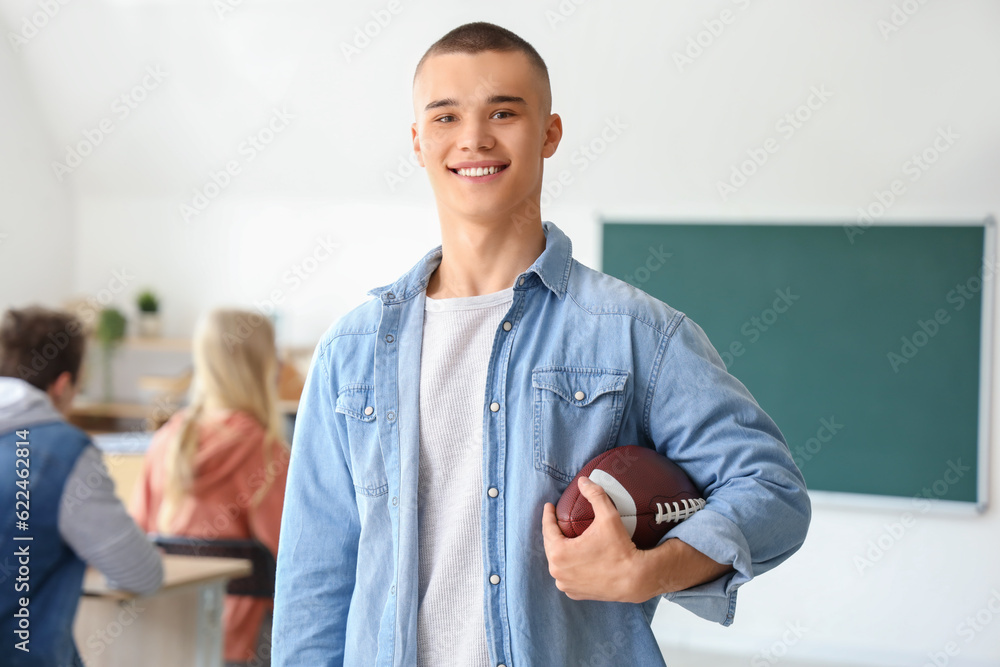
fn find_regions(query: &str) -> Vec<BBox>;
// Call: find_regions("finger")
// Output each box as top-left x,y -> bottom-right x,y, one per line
577,476 -> 621,524
541,502 -> 567,546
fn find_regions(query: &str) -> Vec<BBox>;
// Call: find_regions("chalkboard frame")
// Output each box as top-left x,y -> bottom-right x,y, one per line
599,215 -> 995,514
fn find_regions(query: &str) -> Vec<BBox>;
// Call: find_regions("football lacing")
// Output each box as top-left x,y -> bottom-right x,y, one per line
654,497 -> 706,524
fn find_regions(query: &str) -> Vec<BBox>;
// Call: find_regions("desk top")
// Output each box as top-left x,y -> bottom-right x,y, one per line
82,554 -> 252,599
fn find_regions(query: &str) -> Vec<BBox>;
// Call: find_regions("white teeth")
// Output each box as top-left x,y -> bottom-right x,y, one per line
455,165 -> 504,177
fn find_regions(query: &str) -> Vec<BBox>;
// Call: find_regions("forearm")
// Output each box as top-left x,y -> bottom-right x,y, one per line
59,446 -> 163,594
633,537 -> 734,600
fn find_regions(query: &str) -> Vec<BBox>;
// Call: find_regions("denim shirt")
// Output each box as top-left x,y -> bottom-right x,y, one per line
272,220 -> 811,667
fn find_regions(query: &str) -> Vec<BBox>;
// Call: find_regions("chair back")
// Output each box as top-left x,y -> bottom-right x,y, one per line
151,535 -> 276,598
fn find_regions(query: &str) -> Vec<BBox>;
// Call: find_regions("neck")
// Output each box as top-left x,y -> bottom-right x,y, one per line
426,215 -> 546,299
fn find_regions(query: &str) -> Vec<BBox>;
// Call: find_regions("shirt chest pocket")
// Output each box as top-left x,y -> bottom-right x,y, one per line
335,384 -> 388,497
531,367 -> 629,484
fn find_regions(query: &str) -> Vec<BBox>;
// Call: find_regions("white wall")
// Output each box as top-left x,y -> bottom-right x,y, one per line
2,0 -> 1000,663
0,10 -> 74,310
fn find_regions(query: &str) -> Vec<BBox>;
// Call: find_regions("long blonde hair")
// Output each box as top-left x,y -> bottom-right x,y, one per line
157,309 -> 288,532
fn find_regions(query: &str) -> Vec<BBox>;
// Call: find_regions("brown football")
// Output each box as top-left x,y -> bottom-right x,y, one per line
555,445 -> 706,550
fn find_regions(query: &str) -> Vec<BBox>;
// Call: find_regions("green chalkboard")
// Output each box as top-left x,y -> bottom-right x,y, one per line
601,221 -> 990,504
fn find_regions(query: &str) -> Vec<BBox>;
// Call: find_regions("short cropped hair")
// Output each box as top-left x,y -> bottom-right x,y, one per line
0,306 -> 86,392
414,21 -> 551,114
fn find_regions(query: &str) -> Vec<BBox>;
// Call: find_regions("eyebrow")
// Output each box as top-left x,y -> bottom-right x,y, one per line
424,95 -> 528,112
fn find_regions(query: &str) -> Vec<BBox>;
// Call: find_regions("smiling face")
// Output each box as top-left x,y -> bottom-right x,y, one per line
411,50 -> 561,225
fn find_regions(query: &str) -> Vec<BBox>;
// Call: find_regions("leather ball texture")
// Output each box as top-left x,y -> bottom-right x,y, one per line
555,445 -> 706,550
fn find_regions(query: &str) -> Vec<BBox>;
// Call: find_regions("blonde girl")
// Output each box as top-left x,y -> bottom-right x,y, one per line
132,309 -> 290,667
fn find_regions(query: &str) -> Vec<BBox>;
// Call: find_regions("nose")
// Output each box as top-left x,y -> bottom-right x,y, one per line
456,116 -> 494,152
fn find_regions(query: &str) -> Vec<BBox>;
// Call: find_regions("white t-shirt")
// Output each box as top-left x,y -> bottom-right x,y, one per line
416,286 -> 514,667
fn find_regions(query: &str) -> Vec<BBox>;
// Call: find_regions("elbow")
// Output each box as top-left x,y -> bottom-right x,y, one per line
119,550 -> 165,596
792,488 -> 812,556
780,481 -> 812,562
794,473 -> 812,545
143,556 -> 165,594
752,474 -> 812,570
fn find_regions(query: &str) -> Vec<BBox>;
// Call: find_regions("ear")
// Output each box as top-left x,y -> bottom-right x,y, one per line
541,113 -> 563,159
49,370 -> 73,396
411,122 -> 425,167
46,371 -> 75,412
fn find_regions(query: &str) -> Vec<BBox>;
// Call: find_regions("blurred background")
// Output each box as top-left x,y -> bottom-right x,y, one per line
1,1 -> 998,665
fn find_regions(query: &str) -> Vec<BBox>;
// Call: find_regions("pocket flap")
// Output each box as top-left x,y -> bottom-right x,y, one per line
531,367 -> 628,406
335,385 -> 376,422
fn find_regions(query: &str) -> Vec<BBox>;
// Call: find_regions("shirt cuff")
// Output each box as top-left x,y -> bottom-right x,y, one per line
657,507 -> 753,627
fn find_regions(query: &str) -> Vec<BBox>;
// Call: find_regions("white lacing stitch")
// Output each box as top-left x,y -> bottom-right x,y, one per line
654,497 -> 706,524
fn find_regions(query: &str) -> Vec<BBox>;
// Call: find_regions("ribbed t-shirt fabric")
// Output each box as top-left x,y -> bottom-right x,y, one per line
416,286 -> 514,667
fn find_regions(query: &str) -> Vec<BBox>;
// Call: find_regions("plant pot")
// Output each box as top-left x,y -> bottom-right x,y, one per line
138,313 -> 162,338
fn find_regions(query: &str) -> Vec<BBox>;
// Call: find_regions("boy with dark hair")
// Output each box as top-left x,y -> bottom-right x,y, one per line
273,22 -> 810,666
0,306 -> 163,667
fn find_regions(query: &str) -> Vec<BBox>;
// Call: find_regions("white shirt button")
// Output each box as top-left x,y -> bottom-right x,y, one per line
518,277 -> 525,286
364,406 -> 374,416
489,574 -> 500,585
488,487 -> 499,498
490,402 -> 500,412
503,321 -> 512,331
574,390 -> 585,401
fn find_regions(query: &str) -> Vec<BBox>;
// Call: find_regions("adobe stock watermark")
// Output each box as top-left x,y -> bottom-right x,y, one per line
51,66 -> 168,183
717,85 -> 833,202
7,0 -> 74,53
672,0 -> 755,73
15,269 -> 135,386
83,600 -> 145,657
854,459 -> 972,575
213,0 -> 248,20
545,0 -> 591,30
844,126 -> 959,244
718,287 -> 800,369
750,620 -> 809,667
578,630 -> 627,667
239,620 -> 274,667
220,234 -> 341,352
340,0 -> 403,63
179,106 -> 294,223
886,255 -> 995,373
509,116 -> 628,235
622,245 -> 672,288
790,417 -> 844,471
922,590 -> 1000,667
877,0 -> 932,41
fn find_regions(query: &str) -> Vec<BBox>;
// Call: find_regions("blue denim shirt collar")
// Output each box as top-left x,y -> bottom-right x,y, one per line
365,220 -> 573,302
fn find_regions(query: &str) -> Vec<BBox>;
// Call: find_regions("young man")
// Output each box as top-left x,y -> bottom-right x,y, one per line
273,22 -> 810,666
0,306 -> 163,667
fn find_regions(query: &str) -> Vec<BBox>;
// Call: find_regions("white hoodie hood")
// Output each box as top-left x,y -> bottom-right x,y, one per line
0,376 -> 64,435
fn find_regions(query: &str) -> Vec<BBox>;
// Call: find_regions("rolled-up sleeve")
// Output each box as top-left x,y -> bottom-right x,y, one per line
644,315 -> 811,625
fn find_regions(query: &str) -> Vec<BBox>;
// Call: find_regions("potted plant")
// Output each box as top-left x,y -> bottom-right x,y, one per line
136,289 -> 161,338
96,308 -> 127,403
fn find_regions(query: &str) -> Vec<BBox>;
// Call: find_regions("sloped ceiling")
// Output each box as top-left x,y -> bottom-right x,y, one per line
0,0 -> 427,198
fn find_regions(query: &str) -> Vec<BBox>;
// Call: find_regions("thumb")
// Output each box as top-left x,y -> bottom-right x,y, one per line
577,476 -> 620,522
